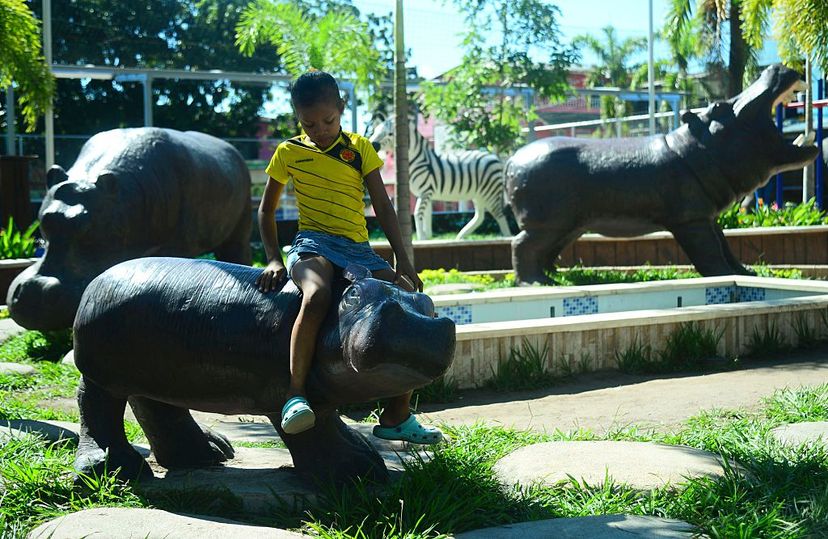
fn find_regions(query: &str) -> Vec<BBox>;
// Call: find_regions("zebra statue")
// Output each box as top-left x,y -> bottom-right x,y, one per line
368,114 -> 511,241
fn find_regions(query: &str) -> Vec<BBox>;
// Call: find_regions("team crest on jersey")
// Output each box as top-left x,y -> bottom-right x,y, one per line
340,148 -> 356,162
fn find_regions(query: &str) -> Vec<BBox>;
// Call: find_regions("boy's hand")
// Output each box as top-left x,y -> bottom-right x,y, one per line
394,260 -> 423,292
257,260 -> 287,292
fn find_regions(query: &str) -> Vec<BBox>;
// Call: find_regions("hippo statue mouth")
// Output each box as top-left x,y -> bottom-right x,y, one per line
731,64 -> 818,169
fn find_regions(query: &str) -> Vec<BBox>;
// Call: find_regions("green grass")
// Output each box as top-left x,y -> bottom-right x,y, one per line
486,339 -> 561,391
3,329 -> 828,537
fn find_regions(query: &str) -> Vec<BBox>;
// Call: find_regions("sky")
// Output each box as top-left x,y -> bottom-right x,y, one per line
351,0 -> 780,79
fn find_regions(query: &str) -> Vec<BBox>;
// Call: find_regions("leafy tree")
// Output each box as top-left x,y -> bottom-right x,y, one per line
420,0 -> 577,157
741,0 -> 828,74
235,0 -> 384,95
665,0 -> 753,97
0,0 -> 54,132
20,0 -> 284,162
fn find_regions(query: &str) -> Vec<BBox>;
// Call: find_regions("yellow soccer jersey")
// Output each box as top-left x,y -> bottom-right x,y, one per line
265,130 -> 384,243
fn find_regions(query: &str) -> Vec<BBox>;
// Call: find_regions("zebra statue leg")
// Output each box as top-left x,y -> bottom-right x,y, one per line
456,202 -> 486,240
414,193 -> 433,240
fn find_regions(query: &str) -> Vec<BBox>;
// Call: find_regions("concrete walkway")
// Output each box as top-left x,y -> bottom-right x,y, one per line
413,348 -> 828,435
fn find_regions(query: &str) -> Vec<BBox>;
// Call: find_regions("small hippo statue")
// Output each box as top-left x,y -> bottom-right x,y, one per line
8,128 -> 252,330
505,64 -> 820,284
72,258 -> 456,483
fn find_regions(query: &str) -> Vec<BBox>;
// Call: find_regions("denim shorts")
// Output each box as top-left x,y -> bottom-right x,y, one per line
286,230 -> 392,276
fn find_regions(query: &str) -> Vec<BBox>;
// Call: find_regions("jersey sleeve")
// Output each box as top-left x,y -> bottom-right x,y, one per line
264,143 -> 290,184
355,134 -> 385,176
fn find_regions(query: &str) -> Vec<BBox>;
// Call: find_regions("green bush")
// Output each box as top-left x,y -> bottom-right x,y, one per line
718,198 -> 827,229
0,217 -> 39,259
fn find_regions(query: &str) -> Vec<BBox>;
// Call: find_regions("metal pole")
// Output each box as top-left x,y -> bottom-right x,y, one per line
43,0 -> 54,168
349,84 -> 357,133
143,76 -> 153,126
803,56 -> 814,202
817,77 -> 824,209
775,103 -> 784,205
5,87 -> 15,156
647,0 -> 655,135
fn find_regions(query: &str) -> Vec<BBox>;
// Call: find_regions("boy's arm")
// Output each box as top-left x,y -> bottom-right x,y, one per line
256,178 -> 287,292
364,168 -> 422,292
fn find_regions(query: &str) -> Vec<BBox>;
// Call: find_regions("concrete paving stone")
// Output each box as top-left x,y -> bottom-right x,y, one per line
0,317 -> 25,341
453,514 -> 696,538
138,445 -> 411,514
494,441 -> 726,491
770,421 -> 828,449
0,361 -> 36,376
27,507 -> 308,538
0,419 -> 80,446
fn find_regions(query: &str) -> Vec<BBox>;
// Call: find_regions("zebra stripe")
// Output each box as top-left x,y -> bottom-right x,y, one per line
368,115 -> 511,240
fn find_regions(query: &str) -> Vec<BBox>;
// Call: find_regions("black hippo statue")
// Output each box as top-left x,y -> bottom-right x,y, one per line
8,128 -> 252,330
505,64 -> 820,284
72,257 -> 455,483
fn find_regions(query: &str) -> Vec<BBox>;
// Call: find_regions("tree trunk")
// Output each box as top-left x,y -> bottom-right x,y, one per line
394,0 -> 414,263
727,1 -> 748,97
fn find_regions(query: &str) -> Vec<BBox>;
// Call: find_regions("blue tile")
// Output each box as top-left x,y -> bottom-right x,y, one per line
435,305 -> 472,325
705,286 -> 736,305
563,296 -> 598,316
736,286 -> 766,302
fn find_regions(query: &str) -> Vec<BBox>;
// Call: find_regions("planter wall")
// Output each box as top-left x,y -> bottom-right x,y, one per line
0,258 -> 37,305
370,225 -> 828,272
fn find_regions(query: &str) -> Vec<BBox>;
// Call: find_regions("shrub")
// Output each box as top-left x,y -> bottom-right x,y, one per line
0,217 -> 39,259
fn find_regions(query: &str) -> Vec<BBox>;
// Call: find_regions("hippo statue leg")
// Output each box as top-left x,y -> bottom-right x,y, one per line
127,397 -> 234,469
269,407 -> 389,483
213,198 -> 253,264
74,377 -> 152,481
512,228 -> 582,285
669,221 -> 753,276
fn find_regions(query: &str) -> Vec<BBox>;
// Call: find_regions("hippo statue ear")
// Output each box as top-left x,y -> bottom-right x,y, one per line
46,165 -> 68,189
95,172 -> 119,196
680,111 -> 700,124
343,264 -> 371,282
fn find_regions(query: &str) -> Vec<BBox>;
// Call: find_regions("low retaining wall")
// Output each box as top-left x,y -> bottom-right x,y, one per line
447,292 -> 828,389
371,226 -> 828,272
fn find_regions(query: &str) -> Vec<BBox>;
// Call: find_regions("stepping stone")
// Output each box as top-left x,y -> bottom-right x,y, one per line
0,419 -> 80,446
27,507 -> 308,538
454,514 -> 695,538
0,317 -> 24,341
771,422 -> 828,449
494,441 -> 726,491
61,349 -> 75,367
0,362 -> 36,376
139,445 -> 413,514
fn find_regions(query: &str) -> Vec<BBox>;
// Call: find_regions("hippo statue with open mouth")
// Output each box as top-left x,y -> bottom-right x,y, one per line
505,64 -> 820,284
72,257 -> 456,483
8,128 -> 252,330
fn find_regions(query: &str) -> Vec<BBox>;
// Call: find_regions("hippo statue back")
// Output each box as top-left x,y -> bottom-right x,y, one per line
8,128 -> 252,329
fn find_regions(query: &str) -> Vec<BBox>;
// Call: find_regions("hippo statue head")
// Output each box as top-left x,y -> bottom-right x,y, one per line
7,167 -> 128,330
677,64 -> 819,198
309,264 -> 455,405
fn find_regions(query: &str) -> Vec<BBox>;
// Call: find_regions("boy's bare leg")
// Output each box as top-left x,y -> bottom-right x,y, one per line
289,255 -> 334,397
372,266 -> 417,426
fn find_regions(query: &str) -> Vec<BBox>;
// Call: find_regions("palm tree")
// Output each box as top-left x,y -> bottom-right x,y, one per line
742,0 -> 828,74
0,0 -> 54,132
235,0 -> 383,92
664,0 -> 751,98
573,26 -> 647,88
573,26 -> 647,136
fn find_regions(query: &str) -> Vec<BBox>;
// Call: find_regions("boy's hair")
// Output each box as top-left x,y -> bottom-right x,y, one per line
290,70 -> 343,109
